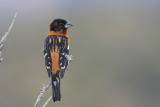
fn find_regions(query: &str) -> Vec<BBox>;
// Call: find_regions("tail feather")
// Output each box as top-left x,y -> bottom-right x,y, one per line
51,71 -> 61,102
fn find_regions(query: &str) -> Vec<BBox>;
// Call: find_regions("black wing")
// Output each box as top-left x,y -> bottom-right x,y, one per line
44,36 -> 52,77
58,36 -> 69,78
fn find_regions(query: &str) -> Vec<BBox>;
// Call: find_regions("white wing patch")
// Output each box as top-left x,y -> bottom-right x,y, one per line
56,77 -> 60,83
61,66 -> 65,69
53,81 -> 57,86
46,66 -> 50,69
44,53 -> 48,57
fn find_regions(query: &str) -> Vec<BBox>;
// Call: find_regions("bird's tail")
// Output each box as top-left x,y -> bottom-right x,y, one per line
51,71 -> 61,102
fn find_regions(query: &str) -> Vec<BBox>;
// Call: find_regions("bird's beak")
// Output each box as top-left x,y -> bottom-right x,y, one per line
65,21 -> 73,29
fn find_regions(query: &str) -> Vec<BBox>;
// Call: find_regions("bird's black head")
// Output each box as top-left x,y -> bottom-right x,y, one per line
50,18 -> 73,31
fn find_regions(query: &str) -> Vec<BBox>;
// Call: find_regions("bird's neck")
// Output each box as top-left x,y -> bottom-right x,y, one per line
48,28 -> 68,37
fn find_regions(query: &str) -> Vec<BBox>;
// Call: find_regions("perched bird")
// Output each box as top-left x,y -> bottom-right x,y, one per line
44,19 -> 73,102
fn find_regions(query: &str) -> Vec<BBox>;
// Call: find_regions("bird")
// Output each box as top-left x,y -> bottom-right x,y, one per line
43,18 -> 73,102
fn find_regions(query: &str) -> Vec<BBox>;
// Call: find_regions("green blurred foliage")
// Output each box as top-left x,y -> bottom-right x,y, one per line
0,0 -> 160,107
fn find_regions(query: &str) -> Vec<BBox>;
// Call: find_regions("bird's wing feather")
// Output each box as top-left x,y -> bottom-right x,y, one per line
44,36 -> 52,77
58,36 -> 69,78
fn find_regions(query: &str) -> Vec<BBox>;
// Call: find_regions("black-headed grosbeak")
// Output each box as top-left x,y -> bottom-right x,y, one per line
44,19 -> 73,102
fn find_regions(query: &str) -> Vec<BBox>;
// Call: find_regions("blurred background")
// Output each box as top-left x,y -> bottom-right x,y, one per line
0,0 -> 160,107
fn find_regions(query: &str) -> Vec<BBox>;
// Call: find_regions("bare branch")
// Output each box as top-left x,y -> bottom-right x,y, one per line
0,7 -> 18,63
33,81 -> 52,107
66,54 -> 73,63
43,96 -> 52,107
66,54 -> 73,70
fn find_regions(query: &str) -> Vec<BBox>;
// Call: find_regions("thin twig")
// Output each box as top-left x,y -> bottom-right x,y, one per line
33,81 -> 52,107
43,96 -> 52,107
66,54 -> 73,70
65,54 -> 73,63
0,7 -> 18,63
